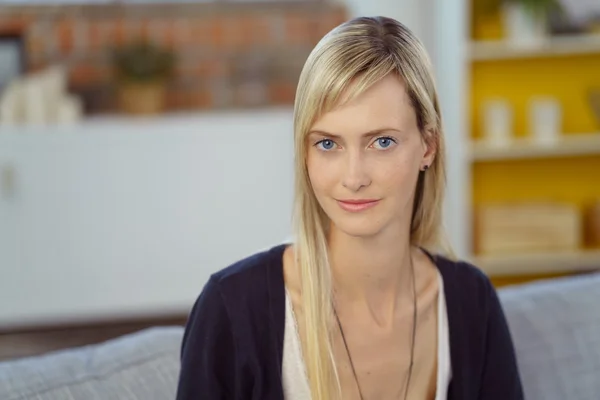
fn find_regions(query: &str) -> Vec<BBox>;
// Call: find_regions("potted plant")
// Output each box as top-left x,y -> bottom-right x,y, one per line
483,0 -> 561,45
112,40 -> 175,115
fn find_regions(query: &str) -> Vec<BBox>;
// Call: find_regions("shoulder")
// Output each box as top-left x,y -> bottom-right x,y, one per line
211,244 -> 284,283
433,252 -> 495,300
183,243 -> 287,344
205,243 -> 287,303
430,252 -> 502,327
178,244 -> 287,398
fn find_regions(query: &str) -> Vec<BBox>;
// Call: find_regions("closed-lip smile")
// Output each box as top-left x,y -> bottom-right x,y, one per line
336,199 -> 380,212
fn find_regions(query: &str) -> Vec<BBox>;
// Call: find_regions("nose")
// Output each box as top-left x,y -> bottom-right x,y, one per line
341,150 -> 371,192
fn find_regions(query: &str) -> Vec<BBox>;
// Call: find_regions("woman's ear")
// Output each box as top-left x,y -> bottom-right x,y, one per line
421,127 -> 437,170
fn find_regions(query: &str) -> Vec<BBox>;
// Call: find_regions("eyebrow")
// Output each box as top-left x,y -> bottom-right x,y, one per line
307,128 -> 403,139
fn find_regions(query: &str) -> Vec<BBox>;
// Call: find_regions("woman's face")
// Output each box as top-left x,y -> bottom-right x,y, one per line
306,73 -> 435,239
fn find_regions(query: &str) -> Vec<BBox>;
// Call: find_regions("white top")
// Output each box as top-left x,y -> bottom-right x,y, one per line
282,270 -> 452,399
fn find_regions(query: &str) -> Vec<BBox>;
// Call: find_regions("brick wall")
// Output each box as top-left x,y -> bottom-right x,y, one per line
0,3 -> 347,114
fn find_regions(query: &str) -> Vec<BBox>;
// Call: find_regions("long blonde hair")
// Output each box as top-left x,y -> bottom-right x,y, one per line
291,16 -> 447,399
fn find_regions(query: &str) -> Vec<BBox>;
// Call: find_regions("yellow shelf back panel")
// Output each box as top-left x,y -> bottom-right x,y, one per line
471,55 -> 600,139
472,155 -> 600,207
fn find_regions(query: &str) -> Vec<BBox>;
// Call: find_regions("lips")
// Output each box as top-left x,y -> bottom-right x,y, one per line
336,199 -> 380,212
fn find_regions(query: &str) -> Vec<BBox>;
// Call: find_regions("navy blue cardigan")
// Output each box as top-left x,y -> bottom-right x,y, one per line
176,244 -> 524,399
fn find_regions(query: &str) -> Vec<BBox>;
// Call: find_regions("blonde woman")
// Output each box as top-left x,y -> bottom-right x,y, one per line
176,16 -> 523,400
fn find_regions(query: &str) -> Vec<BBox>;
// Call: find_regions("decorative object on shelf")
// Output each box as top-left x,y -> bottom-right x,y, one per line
502,2 -> 548,45
528,96 -> 562,145
481,0 -> 562,45
22,74 -> 46,124
112,40 -> 175,116
55,95 -> 84,125
475,202 -> 582,255
482,99 -> 513,147
547,9 -> 584,35
553,0 -> 600,34
0,65 -> 82,126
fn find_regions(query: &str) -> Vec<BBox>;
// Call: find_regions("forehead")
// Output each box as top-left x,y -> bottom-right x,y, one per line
310,74 -> 417,136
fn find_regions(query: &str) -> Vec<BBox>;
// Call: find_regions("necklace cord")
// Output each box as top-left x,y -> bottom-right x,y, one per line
332,253 -> 417,400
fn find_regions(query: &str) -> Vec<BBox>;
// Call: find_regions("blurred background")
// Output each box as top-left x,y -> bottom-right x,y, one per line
0,0 -> 599,398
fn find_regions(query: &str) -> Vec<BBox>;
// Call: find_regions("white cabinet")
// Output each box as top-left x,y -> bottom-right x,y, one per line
0,109 -> 294,328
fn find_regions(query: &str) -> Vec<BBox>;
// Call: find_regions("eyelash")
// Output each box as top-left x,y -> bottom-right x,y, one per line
314,136 -> 398,151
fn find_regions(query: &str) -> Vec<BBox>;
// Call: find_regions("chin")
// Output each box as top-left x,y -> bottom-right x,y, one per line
329,213 -> 387,238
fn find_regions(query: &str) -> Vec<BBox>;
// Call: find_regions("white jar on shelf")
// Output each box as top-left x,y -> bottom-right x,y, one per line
502,3 -> 548,47
529,97 -> 562,145
482,99 -> 513,147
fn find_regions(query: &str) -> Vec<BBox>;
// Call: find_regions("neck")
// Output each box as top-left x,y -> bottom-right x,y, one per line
328,223 -> 414,326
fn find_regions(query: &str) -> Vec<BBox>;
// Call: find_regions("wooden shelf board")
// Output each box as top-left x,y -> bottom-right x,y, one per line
470,34 -> 600,61
472,249 -> 600,277
469,133 -> 600,162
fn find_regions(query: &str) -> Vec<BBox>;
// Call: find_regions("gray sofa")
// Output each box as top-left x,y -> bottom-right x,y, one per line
0,327 -> 182,400
1,272 -> 599,400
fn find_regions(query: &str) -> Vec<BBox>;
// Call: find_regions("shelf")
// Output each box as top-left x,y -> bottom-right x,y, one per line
470,34 -> 600,61
473,249 -> 600,277
469,133 -> 600,162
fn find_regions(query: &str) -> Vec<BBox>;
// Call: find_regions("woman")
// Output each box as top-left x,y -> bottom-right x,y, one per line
176,16 -> 523,400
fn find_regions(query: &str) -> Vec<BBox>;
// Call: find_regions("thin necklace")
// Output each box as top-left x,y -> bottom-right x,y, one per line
332,253 -> 417,400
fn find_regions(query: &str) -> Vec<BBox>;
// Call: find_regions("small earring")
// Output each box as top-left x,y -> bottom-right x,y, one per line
421,165 -> 429,171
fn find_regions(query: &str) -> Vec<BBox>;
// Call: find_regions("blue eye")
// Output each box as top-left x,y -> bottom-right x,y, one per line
316,139 -> 336,151
372,136 -> 396,149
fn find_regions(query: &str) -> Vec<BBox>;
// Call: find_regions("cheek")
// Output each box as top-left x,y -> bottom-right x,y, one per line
378,166 -> 411,193
306,153 -> 330,196
374,152 -> 420,194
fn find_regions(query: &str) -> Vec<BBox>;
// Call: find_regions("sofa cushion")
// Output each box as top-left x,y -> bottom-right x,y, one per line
0,326 -> 184,400
499,272 -> 600,400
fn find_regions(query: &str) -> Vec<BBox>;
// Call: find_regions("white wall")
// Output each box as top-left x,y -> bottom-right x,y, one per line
0,109 -> 294,329
432,0 -> 470,258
